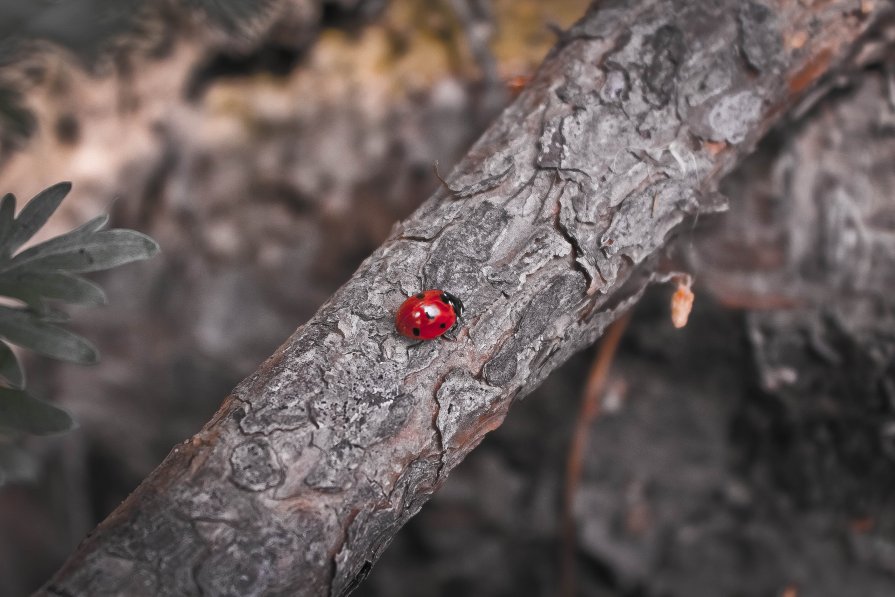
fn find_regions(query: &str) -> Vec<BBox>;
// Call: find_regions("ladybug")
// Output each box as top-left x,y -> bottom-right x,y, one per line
395,290 -> 464,340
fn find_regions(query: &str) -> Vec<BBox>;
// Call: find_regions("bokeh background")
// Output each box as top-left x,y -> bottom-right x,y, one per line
2,1 -> 895,596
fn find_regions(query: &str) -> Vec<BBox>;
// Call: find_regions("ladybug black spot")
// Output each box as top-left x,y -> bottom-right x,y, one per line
440,323 -> 446,329
416,293 -> 425,299
412,327 -> 420,336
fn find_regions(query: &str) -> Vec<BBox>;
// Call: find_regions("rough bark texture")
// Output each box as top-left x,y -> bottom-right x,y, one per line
38,1 -> 893,595
356,65 -> 895,597
0,2 -> 570,593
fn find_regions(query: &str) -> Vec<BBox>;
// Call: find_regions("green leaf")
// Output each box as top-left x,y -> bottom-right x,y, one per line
35,306 -> 71,323
0,193 -> 15,248
0,342 -> 23,389
6,213 -> 108,265
0,283 -> 45,312
0,182 -> 71,257
0,306 -> 98,363
6,229 -> 159,273
0,270 -> 107,305
0,388 -> 75,435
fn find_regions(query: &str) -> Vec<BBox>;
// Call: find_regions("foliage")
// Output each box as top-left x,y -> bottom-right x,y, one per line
0,0 -> 277,58
0,182 -> 158,448
186,0 -> 279,34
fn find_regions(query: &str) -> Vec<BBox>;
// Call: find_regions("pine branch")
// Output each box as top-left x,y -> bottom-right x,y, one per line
38,1 -> 895,595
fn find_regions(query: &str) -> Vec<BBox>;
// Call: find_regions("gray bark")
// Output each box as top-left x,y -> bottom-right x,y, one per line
38,0 -> 894,595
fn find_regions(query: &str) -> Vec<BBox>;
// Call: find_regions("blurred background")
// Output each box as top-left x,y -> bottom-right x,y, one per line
1,1 -> 895,596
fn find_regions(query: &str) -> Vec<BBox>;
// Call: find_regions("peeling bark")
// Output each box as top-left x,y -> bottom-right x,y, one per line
37,1 -> 894,595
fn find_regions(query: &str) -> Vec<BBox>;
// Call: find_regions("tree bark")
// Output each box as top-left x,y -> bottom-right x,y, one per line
38,1 -> 893,595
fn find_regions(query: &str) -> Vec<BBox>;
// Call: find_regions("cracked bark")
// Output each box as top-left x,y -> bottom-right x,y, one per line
37,1 -> 894,595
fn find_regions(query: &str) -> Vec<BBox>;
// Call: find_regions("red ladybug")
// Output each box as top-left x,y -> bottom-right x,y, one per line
395,290 -> 464,340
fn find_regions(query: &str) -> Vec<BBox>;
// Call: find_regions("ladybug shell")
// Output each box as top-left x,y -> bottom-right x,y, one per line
395,290 -> 463,340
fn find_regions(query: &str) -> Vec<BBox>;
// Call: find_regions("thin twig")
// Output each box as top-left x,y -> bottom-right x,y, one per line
561,311 -> 632,597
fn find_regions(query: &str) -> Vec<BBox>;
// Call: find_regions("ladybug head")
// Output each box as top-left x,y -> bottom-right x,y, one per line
441,291 -> 464,317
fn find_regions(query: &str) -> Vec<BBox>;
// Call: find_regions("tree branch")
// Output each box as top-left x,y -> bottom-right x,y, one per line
38,1 -> 893,595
